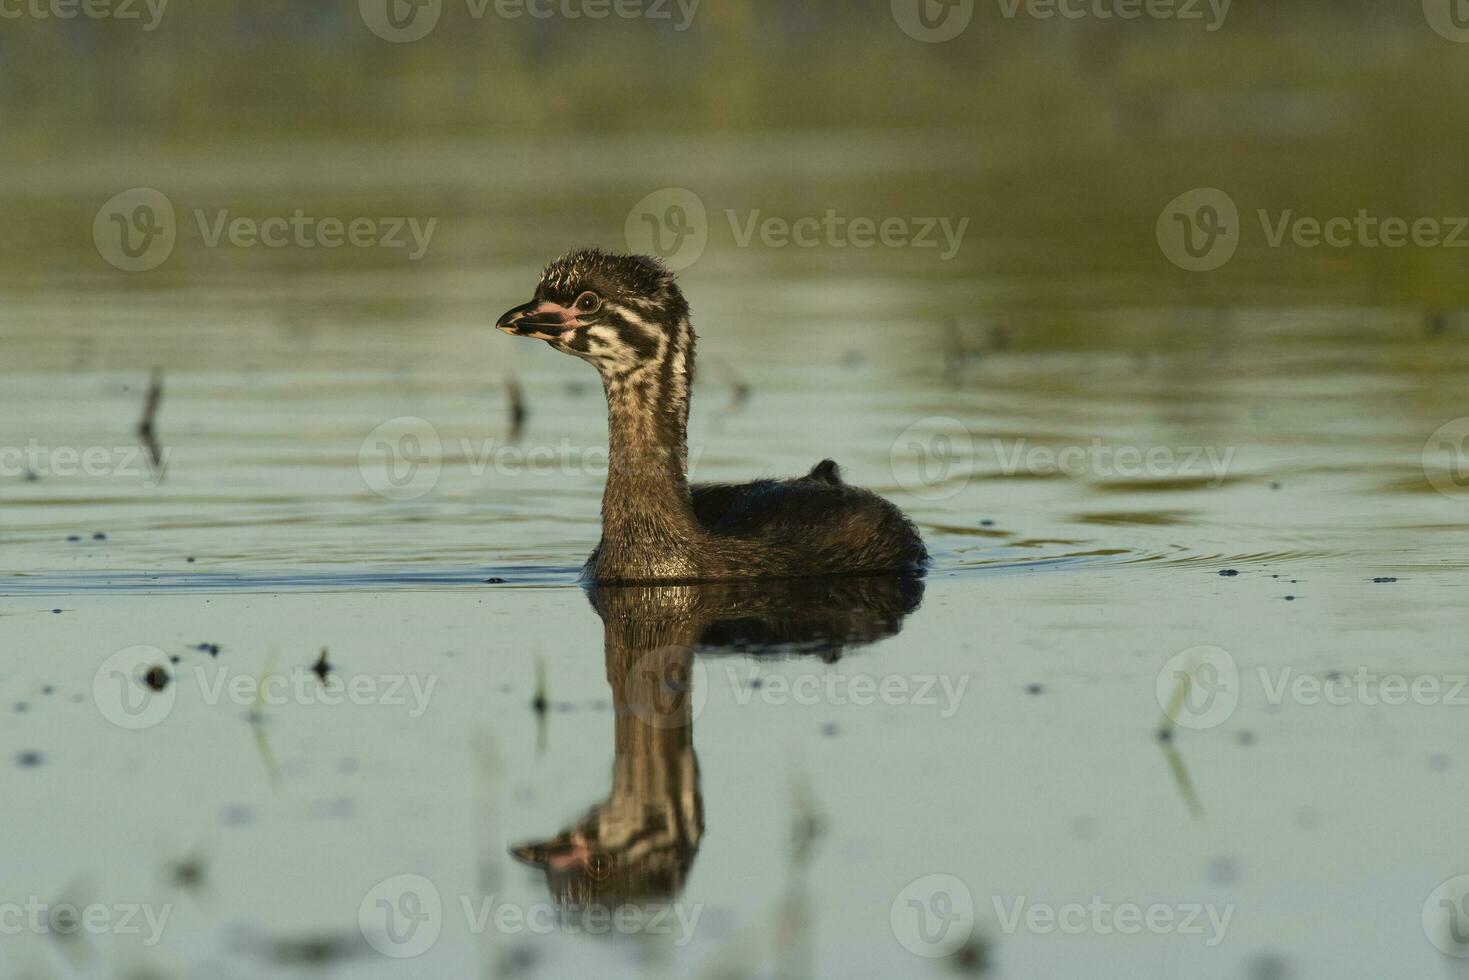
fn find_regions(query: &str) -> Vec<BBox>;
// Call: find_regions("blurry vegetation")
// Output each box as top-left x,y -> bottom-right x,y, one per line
4,0 -> 1469,308
3,0 -> 1468,144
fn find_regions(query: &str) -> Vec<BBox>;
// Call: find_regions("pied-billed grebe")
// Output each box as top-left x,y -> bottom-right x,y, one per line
497,248 -> 928,583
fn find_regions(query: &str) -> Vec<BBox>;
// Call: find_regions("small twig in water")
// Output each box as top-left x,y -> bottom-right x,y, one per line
311,647 -> 332,683
506,375 -> 528,442
137,367 -> 166,479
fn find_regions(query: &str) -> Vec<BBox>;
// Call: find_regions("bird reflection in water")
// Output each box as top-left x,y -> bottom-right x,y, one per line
509,573 -> 925,914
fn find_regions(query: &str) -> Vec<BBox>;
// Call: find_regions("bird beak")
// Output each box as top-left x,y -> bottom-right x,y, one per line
497,299 -> 578,341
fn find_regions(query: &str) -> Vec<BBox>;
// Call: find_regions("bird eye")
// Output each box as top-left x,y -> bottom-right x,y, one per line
574,292 -> 602,314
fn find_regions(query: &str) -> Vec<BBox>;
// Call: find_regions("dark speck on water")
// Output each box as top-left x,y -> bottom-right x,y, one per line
1284,595 -> 1297,601
186,556 -> 196,562
51,608 -> 61,614
221,804 -> 254,826
484,577 -> 507,584
92,532 -> 106,540
1372,576 -> 1397,583
17,751 -> 42,768
311,647 -> 332,682
980,519 -> 996,527
1025,683 -> 1044,695
1219,569 -> 1239,577
821,722 -> 840,736
65,535 -> 80,542
144,666 -> 170,691
1237,731 -> 1256,746
1249,953 -> 1292,980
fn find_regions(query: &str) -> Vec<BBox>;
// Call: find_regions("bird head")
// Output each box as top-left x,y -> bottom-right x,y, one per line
497,248 -> 690,376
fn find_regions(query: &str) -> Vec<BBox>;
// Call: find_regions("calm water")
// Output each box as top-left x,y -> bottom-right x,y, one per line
3,133 -> 1469,979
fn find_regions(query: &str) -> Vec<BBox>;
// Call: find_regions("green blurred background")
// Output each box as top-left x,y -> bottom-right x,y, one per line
3,0 -> 1469,310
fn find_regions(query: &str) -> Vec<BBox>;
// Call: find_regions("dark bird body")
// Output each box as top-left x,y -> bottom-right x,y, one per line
497,249 -> 927,584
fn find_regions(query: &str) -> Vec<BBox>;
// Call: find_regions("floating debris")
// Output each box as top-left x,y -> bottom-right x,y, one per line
947,936 -> 992,975
1371,576 -> 1398,583
531,656 -> 548,715
713,355 -> 753,409
484,576 -> 507,584
137,366 -> 166,479
506,374 -> 528,442
17,751 -> 43,768
143,666 -> 170,692
1218,569 -> 1239,577
166,852 -> 208,891
311,647 -> 332,683
1025,683 -> 1044,695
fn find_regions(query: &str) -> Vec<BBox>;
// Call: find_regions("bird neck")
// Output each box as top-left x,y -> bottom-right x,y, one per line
599,338 -> 699,556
